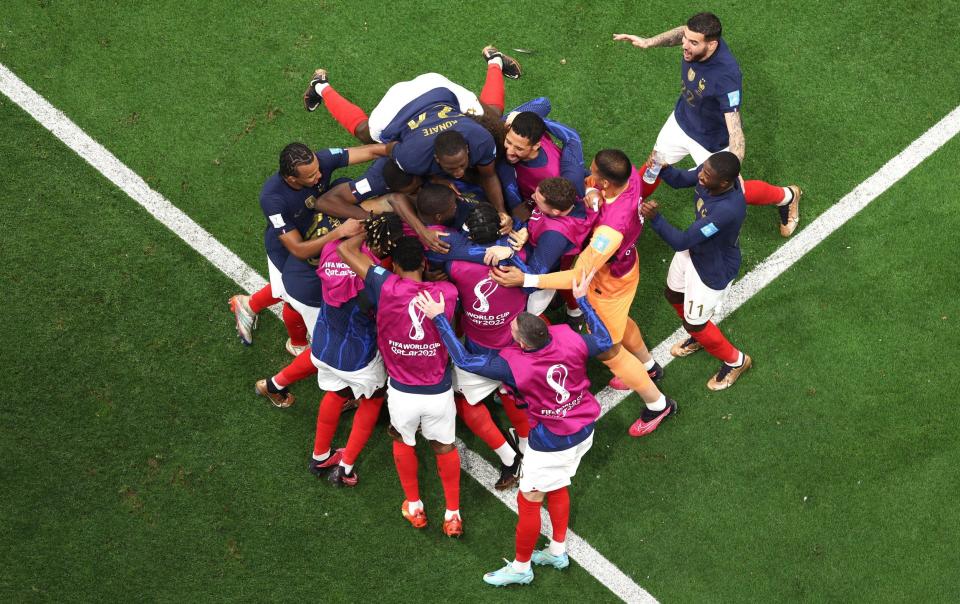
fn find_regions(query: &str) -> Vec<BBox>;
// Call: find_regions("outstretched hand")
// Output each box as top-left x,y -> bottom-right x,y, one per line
414,290 -> 445,319
571,266 -> 600,299
612,33 -> 649,48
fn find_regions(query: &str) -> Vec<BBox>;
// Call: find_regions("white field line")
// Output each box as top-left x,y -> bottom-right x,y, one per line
595,103 -> 960,418
0,62 -> 655,603
4,61 -> 958,603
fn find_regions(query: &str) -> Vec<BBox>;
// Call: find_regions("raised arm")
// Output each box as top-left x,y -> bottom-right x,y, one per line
612,26 -> 684,49
493,225 -> 623,291
345,142 -> 395,165
336,233 -> 375,280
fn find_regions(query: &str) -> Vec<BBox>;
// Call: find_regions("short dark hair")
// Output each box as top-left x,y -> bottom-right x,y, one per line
279,142 -> 315,178
384,160 -> 419,192
363,212 -> 404,255
538,177 -> 577,211
510,112 -> 546,145
687,12 -> 722,41
391,236 -> 425,271
416,184 -> 456,219
434,130 -> 468,158
705,151 -> 741,183
594,149 -> 632,186
515,312 -> 549,349
465,203 -> 501,245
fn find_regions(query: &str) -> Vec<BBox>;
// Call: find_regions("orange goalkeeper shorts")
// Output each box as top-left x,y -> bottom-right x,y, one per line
586,256 -> 639,344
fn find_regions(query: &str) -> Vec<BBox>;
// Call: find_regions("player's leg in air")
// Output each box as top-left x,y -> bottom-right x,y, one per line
302,46 -> 521,143
664,257 -> 751,390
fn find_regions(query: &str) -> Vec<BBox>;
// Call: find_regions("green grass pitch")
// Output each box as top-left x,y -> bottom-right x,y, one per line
2,1 -> 959,601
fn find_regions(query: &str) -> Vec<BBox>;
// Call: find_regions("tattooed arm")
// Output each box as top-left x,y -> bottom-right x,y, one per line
612,26 -> 684,49
724,111 -> 746,162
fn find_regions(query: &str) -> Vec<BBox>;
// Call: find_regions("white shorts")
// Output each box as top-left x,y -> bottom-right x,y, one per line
519,432 -> 594,493
526,288 -> 557,316
654,111 -> 728,167
266,257 -> 320,335
311,352 -> 387,400
386,384 -> 456,446
666,250 -> 731,326
367,73 -> 484,143
453,365 -> 501,405
267,256 -> 286,300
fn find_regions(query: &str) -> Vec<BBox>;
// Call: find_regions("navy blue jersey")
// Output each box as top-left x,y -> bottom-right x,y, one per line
673,38 -> 743,152
388,101 -> 496,176
311,293 -> 378,372
348,157 -> 392,202
654,165 -> 747,289
260,147 -> 350,269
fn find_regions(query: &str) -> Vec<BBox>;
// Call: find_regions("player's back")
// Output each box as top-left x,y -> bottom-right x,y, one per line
391,103 -> 496,176
375,273 -> 459,387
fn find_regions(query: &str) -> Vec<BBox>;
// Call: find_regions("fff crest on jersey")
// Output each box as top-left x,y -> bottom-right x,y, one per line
304,195 -> 316,210
687,67 -> 696,82
698,78 -> 707,93
696,198 -> 705,214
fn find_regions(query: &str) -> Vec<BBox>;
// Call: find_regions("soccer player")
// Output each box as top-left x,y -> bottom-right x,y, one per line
641,151 -> 752,390
427,202 -> 527,489
415,267 -> 608,587
492,150 -> 678,438
302,46 -> 522,221
613,12 -> 803,237
228,141 -> 385,353
307,214 -> 406,486
337,234 -> 464,537
499,108 -> 588,213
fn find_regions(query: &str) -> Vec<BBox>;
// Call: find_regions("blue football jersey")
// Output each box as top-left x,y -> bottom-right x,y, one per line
673,38 -> 743,152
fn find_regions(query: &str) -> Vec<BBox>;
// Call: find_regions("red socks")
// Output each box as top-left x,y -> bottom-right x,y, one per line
455,395 -> 507,450
273,348 -> 317,388
321,86 -> 369,138
743,179 -> 786,206
670,302 -> 739,363
641,174 -> 662,199
342,396 -> 384,466
281,303 -> 309,346
435,448 -> 461,512
392,440 -> 420,503
546,487 -> 570,543
479,63 -> 505,113
313,391 -> 348,456
515,492 -> 542,563
249,284 -> 280,313
499,391 -> 530,438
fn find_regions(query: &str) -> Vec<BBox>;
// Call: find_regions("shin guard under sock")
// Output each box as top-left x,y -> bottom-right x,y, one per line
392,440 -> 420,503
281,303 -> 309,346
273,348 -> 318,388
342,396 -> 384,466
515,493 -> 543,563
435,448 -> 461,512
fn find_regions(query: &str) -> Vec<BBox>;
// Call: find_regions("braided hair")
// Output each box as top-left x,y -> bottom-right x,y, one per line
363,212 -> 404,256
465,202 -> 502,245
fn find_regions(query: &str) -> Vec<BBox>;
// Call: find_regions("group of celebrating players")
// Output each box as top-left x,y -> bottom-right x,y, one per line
226,12 -> 801,588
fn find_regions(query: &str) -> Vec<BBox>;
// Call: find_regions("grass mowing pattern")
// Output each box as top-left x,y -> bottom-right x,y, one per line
2,1 -> 959,600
